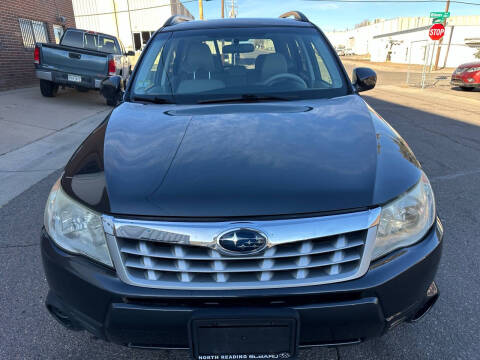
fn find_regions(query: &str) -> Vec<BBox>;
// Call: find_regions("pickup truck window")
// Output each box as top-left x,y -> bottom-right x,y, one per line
61,30 -> 83,48
130,27 -> 348,104
61,30 -> 120,54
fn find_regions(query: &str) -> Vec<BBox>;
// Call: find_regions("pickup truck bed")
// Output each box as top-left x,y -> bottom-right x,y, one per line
34,28 -> 132,105
36,43 -> 112,90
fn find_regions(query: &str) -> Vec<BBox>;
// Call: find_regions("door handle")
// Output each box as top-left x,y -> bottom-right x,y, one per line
68,52 -> 81,59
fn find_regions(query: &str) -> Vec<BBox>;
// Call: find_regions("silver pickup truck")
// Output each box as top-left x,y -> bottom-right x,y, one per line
34,28 -> 134,105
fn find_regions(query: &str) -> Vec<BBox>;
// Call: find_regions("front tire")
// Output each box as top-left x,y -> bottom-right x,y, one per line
40,80 -> 58,97
460,86 -> 474,91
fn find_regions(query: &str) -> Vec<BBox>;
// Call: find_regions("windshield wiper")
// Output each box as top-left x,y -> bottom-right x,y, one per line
197,94 -> 293,104
132,95 -> 174,104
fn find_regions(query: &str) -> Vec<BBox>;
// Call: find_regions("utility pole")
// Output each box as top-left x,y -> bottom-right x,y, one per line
227,0 -> 237,18
126,0 -> 134,51
112,0 -> 120,39
221,0 -> 224,18
433,0 -> 450,70
199,0 -> 204,20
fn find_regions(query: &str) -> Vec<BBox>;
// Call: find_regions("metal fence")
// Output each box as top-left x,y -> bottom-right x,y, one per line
406,41 -> 479,88
18,18 -> 49,48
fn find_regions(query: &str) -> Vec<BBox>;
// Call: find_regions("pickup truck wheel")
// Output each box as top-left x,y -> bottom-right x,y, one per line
40,80 -> 59,97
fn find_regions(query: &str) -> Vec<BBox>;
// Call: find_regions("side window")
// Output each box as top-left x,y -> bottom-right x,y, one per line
84,33 -> 97,50
220,40 -> 233,66
99,36 -> 119,54
133,34 -> 170,93
141,32 -> 151,47
204,40 -> 217,56
61,30 -> 83,48
133,33 -> 142,51
294,40 -> 309,74
310,42 -> 333,85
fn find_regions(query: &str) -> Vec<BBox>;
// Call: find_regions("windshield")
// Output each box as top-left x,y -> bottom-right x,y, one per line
130,27 -> 349,104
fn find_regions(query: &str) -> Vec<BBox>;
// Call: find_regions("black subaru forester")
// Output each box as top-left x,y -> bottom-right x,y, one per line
41,12 -> 442,359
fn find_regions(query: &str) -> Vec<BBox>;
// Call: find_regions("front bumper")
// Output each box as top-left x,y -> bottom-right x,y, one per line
451,74 -> 480,87
41,219 -> 443,349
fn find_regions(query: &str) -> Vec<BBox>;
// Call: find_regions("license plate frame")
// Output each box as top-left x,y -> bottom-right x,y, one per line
190,309 -> 299,360
67,74 -> 82,83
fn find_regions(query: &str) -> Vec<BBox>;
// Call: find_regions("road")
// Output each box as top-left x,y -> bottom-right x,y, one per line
1,76 -> 479,359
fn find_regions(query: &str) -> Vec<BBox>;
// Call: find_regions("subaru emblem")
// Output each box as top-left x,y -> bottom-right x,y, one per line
217,228 -> 268,255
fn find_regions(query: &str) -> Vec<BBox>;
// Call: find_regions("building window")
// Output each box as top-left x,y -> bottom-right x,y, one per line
18,18 -> 49,48
133,31 -> 155,51
53,25 -> 64,44
133,33 -> 142,51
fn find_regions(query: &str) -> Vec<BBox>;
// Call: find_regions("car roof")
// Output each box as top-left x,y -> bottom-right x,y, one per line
66,28 -> 116,38
161,18 -> 314,32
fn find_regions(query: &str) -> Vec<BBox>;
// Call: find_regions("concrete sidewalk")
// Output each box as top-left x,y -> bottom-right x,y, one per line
0,86 -> 110,207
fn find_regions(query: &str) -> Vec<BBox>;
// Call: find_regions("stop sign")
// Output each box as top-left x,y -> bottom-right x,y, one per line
429,23 -> 445,41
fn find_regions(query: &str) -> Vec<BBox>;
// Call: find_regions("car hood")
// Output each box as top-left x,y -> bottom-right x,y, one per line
62,96 -> 421,218
458,61 -> 480,69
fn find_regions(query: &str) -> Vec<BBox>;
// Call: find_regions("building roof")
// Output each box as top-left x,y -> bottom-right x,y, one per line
161,17 -> 314,32
373,25 -> 430,39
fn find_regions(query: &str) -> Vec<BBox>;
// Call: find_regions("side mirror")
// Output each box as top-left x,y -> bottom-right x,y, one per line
126,50 -> 135,56
352,67 -> 377,92
100,75 -> 123,106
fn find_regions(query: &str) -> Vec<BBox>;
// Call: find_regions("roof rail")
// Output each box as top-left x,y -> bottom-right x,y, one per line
279,11 -> 309,22
163,15 -> 194,27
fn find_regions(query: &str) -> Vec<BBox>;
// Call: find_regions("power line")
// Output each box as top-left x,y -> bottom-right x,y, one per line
306,0 -> 480,5
75,0 -> 206,18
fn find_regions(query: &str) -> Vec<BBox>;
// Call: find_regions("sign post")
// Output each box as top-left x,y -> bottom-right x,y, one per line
432,0 -> 451,70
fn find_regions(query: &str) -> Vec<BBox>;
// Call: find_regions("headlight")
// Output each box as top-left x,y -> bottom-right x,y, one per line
372,172 -> 435,260
466,67 -> 480,72
44,178 -> 112,267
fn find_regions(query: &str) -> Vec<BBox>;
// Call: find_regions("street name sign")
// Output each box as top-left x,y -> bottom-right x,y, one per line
429,23 -> 446,41
430,11 -> 450,24
430,11 -> 450,18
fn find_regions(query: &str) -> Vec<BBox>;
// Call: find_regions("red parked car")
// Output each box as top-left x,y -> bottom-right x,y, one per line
451,61 -> 480,91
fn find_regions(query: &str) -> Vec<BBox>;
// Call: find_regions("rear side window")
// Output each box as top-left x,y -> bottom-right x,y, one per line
99,36 -> 120,54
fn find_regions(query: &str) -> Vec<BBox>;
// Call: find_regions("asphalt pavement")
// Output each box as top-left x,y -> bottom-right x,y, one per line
0,78 -> 479,359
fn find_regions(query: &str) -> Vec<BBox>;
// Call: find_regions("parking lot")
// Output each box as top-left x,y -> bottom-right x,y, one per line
1,72 -> 479,359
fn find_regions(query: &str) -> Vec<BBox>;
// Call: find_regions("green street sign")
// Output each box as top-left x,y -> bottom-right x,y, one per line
430,11 -> 450,18
432,18 -> 445,24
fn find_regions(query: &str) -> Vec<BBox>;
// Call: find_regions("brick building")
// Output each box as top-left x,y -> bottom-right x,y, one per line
0,0 -> 76,91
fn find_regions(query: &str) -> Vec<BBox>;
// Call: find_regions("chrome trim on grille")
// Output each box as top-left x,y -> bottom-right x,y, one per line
104,208 -> 380,290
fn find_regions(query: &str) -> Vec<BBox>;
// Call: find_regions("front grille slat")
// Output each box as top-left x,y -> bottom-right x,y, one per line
114,227 -> 370,289
118,237 -> 365,260
123,252 -> 361,273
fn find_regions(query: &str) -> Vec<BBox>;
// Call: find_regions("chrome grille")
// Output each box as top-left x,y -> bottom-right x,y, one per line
104,209 -> 380,290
